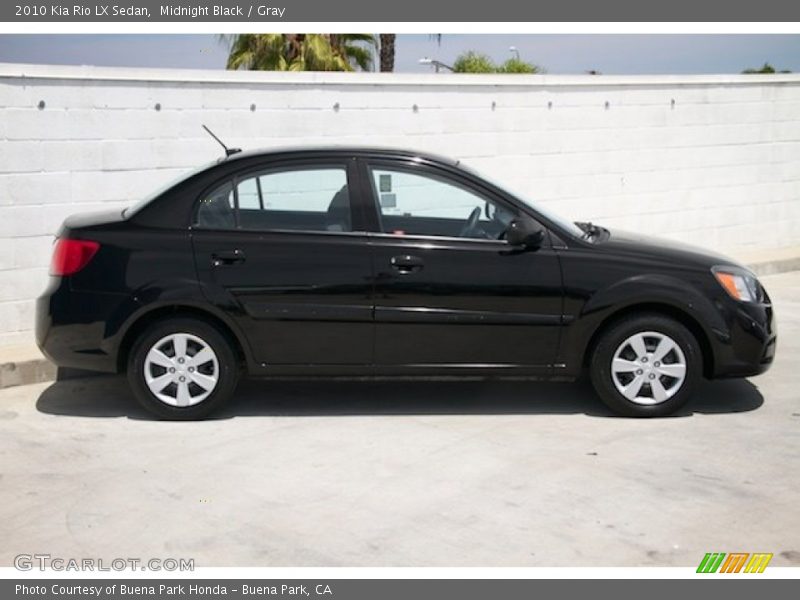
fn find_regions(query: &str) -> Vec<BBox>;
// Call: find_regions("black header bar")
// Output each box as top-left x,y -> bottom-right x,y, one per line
3,0 -> 800,22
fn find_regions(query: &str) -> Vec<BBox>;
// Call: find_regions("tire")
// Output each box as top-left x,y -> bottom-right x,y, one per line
127,317 -> 240,420
589,313 -> 702,417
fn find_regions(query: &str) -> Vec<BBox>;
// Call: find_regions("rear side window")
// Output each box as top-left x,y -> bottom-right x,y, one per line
195,167 -> 351,233
195,180 -> 236,229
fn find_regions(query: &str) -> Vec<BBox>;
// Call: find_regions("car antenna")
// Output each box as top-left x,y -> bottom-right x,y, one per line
202,125 -> 241,157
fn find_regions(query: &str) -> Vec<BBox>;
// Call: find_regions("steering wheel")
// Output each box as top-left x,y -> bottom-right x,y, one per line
459,207 -> 482,238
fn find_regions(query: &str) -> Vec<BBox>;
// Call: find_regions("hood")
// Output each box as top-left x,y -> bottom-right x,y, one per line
598,228 -> 746,271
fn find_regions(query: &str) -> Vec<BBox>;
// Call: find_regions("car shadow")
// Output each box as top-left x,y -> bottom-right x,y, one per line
35,375 -> 764,420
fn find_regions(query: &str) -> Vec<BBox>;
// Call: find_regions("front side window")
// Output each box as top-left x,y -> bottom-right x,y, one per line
195,166 -> 351,232
368,166 -> 516,240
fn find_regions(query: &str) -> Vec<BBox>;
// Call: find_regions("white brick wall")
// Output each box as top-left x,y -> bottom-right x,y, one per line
1,63 -> 799,346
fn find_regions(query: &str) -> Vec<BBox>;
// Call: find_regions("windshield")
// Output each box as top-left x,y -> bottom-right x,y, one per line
460,162 -> 586,239
123,160 -> 219,217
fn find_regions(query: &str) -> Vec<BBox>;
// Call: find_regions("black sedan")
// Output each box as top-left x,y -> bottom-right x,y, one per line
36,146 -> 776,419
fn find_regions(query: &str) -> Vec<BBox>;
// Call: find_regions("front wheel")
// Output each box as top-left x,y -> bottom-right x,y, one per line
590,314 -> 702,417
127,317 -> 239,420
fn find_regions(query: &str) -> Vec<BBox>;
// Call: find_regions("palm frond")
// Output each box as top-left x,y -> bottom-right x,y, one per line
223,33 -> 375,72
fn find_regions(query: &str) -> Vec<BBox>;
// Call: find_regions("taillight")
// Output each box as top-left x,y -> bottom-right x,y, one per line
50,238 -> 100,276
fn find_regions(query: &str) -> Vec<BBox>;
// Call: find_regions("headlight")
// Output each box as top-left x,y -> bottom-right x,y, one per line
712,266 -> 762,303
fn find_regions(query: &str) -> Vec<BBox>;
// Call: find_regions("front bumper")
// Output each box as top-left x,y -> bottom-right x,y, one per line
711,294 -> 776,378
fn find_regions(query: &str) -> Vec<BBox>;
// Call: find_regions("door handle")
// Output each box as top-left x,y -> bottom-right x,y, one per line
390,254 -> 424,273
211,249 -> 246,267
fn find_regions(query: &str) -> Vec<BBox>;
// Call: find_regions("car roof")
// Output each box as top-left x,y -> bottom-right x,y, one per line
217,146 -> 461,167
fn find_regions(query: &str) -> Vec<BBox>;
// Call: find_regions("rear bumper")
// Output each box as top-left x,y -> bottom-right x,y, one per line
36,278 -> 130,373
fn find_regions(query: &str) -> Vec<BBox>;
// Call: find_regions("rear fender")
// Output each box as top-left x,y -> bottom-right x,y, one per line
102,278 -> 255,370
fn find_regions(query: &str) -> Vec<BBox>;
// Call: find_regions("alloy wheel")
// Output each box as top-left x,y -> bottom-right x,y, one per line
610,331 -> 687,405
143,333 -> 219,407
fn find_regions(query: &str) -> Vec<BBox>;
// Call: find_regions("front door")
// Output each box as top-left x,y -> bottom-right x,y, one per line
191,159 -> 374,366
361,160 -> 563,372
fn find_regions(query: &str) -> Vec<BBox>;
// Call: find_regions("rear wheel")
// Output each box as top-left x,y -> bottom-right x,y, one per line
589,314 -> 702,417
127,318 -> 239,420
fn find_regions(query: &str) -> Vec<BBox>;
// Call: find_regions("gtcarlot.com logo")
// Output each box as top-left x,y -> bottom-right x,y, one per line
697,552 -> 773,573
14,554 -> 194,572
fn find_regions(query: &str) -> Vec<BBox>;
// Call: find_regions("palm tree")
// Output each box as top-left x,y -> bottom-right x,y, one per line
224,34 -> 376,72
328,34 -> 375,71
379,34 -> 395,72
377,34 -> 441,72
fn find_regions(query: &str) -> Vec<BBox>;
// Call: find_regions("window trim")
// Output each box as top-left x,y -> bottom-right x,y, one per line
231,173 -> 241,229
255,176 -> 265,210
191,159 -> 365,235
366,231 -> 512,246
190,225 -> 371,240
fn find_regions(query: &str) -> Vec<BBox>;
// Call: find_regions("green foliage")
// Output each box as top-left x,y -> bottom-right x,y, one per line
453,51 -> 497,74
498,58 -> 542,74
741,62 -> 791,74
742,62 -> 777,74
224,34 -> 376,72
453,51 -> 543,74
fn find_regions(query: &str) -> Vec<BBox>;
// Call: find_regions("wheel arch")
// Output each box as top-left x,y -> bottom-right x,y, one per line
116,304 -> 250,373
581,302 -> 715,378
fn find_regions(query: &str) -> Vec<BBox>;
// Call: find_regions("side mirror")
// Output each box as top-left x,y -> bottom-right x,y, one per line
506,217 -> 546,249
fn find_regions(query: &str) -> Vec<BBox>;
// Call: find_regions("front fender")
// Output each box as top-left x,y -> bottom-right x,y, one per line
559,273 -> 727,375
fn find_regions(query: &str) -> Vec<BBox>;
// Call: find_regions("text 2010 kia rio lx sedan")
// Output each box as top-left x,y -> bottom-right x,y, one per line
36,147 -> 776,419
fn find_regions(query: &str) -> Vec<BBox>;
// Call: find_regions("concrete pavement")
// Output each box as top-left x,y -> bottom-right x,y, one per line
0,271 -> 798,567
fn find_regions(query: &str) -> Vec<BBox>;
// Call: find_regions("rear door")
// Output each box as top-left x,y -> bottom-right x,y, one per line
191,157 -> 374,367
359,158 -> 563,372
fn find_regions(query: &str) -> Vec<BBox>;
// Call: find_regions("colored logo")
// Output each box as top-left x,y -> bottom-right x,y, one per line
697,552 -> 773,573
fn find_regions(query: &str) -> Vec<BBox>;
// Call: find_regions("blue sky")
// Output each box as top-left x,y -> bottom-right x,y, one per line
0,34 -> 798,74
